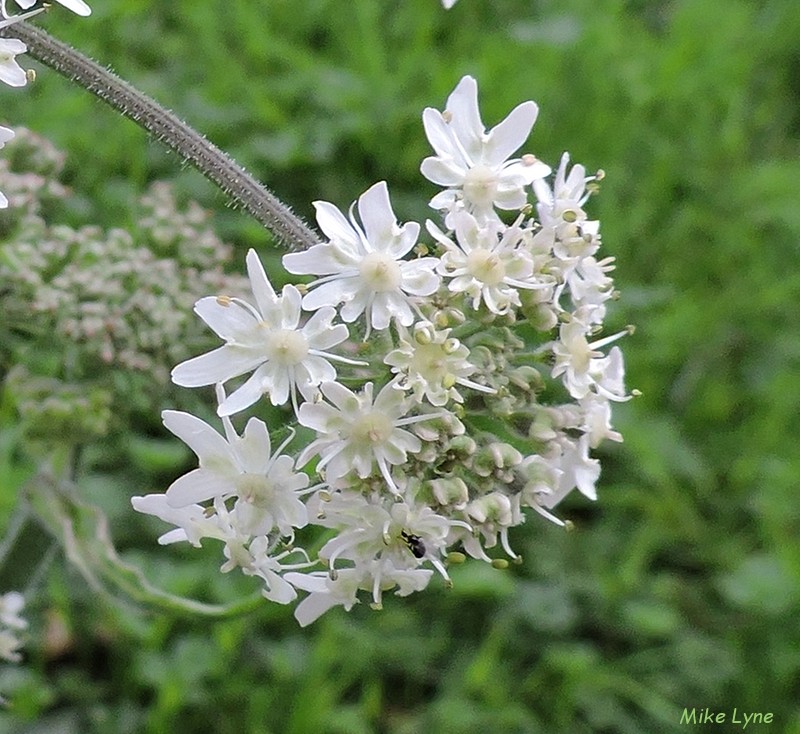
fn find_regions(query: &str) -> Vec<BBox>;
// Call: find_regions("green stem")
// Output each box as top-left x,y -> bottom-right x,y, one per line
1,21 -> 319,251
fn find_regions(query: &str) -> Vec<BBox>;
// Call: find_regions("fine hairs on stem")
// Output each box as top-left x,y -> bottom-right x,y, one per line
0,21 -> 320,251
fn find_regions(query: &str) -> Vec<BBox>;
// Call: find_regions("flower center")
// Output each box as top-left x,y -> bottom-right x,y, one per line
266,328 -> 309,365
410,342 -> 449,382
350,411 -> 394,446
359,252 -> 402,292
463,164 -> 498,207
466,248 -> 506,285
236,473 -> 274,506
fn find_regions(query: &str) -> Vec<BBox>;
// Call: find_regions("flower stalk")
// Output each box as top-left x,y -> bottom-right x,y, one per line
0,21 -> 319,251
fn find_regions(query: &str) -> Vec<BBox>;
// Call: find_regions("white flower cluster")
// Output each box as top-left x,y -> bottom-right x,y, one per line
133,76 -> 631,626
1,0 -> 91,207
0,592 -> 27,663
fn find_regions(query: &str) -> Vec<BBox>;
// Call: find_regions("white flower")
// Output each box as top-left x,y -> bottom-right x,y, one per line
0,592 -> 26,632
0,38 -> 27,87
385,321 -> 494,406
297,381 -> 438,494
429,211 -> 552,315
160,408 -> 308,537
581,393 -> 623,448
551,322 -> 629,400
312,491 -> 454,579
172,249 -> 353,414
223,537 -> 305,605
441,0 -> 459,8
283,181 -> 440,333
132,494 -> 306,603
420,75 -> 550,220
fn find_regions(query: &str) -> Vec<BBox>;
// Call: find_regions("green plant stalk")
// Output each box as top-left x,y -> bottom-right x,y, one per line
0,21 -> 320,251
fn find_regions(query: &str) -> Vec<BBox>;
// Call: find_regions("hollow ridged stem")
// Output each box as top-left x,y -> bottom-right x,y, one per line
1,21 -> 320,251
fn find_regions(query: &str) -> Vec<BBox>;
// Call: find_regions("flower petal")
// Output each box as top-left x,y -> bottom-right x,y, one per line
217,367 -> 269,416
162,410 -> 235,465
172,346 -> 264,387
246,249 -> 278,317
194,296 -> 258,341
166,468 -> 232,507
483,101 -> 539,166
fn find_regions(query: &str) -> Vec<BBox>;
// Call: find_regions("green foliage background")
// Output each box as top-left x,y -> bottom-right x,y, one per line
2,0 -> 800,731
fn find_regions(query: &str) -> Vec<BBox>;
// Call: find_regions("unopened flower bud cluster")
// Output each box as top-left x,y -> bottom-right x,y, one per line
133,76 -> 631,626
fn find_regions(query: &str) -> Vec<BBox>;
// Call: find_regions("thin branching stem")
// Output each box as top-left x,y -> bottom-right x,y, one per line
1,21 -> 320,251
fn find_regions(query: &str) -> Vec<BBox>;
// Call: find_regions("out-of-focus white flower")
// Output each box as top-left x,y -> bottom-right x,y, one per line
0,38 -> 27,87
0,592 -> 28,663
161,407 -> 309,537
441,0 -> 459,8
283,181 -> 440,333
0,592 -> 26,632
429,211 -> 552,315
172,249 -> 354,414
420,75 -> 550,221
297,381 -> 440,493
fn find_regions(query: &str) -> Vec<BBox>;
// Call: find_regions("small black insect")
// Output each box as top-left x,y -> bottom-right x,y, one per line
401,531 -> 426,559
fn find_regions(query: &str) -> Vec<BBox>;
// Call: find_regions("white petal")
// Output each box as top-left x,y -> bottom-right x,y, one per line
297,401 -> 340,433
279,284 -> 303,329
420,156 -> 466,187
298,355 -> 337,385
447,76 -> 484,158
385,221 -> 421,260
503,158 -> 551,185
172,346 -> 264,387
390,428 -> 422,455
483,101 -> 538,166
493,184 -> 529,211
370,296 -> 392,331
302,278 -> 360,312
400,259 -> 440,296
422,108 -> 460,160
428,189 -> 457,211
321,380 -> 362,412
217,368 -> 268,416
237,417 -> 272,474
54,0 -> 91,16
194,296 -> 257,340
246,249 -> 278,317
304,312 -> 347,350
283,243 -> 354,275
314,201 -> 363,256
341,292 -> 371,324
162,410 -> 234,465
166,468 -> 232,507
293,591 -> 339,627
261,572 -> 298,605
357,181 -> 395,248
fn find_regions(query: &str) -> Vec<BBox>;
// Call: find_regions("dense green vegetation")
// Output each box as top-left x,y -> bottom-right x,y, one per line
1,0 -> 800,731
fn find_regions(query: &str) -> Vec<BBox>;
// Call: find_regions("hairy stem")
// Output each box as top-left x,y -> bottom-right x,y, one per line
1,21 -> 319,251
